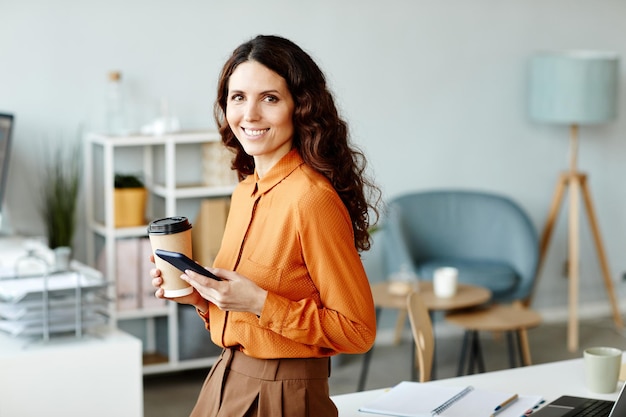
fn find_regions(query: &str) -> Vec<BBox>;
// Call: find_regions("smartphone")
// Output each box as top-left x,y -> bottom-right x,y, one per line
154,249 -> 221,281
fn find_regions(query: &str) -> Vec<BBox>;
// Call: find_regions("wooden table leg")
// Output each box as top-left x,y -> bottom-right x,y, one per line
394,309 -> 407,345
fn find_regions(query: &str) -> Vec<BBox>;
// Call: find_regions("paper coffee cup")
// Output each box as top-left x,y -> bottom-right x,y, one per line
147,216 -> 194,298
583,346 -> 622,393
433,267 -> 458,298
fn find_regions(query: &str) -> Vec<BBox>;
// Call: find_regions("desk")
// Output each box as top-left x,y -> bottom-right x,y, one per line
334,358 -> 623,416
358,282 -> 491,390
0,328 -> 143,417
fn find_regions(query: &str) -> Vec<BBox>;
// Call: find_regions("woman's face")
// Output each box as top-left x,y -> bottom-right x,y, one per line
226,61 -> 295,177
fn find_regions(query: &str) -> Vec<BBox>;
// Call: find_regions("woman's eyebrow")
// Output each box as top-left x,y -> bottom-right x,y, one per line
229,88 -> 283,95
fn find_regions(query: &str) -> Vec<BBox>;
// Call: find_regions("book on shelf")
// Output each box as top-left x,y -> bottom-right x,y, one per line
359,381 -> 543,417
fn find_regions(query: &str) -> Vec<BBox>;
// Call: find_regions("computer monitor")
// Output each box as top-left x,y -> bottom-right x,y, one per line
0,113 -> 14,232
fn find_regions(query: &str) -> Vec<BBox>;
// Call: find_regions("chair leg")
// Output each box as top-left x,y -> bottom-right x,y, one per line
505,329 -> 533,368
457,331 -> 470,376
472,331 -> 486,373
518,328 -> 532,366
430,311 -> 437,380
394,309 -> 407,345
358,346 -> 373,392
466,331 -> 484,374
357,307 -> 381,391
506,331 -> 518,368
468,331 -> 477,374
458,330 -> 487,375
411,342 -> 417,381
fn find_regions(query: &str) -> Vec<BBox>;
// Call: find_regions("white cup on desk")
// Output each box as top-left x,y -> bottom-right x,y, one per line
433,267 -> 458,298
583,346 -> 622,393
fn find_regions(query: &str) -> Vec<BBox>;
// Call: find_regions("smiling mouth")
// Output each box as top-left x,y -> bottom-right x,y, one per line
243,128 -> 269,136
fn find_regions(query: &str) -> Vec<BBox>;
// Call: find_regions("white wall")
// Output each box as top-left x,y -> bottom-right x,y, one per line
2,0 -> 626,312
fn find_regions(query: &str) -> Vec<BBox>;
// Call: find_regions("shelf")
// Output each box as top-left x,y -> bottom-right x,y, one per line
151,183 -> 236,199
90,223 -> 147,238
116,307 -> 169,320
85,130 -> 230,375
143,352 -> 169,366
89,187 -> 235,239
87,131 -> 221,147
143,356 -> 217,375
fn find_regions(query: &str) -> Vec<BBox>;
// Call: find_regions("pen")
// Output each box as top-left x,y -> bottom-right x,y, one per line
489,394 -> 519,417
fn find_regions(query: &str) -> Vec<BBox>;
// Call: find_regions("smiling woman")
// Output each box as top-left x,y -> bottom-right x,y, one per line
225,61 -> 295,177
150,34 -> 381,417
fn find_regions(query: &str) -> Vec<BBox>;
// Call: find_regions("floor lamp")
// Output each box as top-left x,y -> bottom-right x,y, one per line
529,50 -> 622,352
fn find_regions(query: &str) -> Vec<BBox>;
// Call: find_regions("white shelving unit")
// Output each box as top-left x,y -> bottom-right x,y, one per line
84,131 -> 234,374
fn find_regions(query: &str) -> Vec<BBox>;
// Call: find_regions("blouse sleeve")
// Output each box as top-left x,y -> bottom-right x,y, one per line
257,188 -> 376,354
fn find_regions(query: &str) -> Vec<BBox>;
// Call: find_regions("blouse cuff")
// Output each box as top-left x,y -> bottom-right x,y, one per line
196,306 -> 210,321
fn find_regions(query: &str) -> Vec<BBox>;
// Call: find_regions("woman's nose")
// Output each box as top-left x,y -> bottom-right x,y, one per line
244,102 -> 260,122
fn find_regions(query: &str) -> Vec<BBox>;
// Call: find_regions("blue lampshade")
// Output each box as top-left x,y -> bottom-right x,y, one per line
529,50 -> 619,125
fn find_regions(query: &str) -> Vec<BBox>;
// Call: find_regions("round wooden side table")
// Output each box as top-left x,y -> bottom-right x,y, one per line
446,303 -> 542,375
357,281 -> 491,391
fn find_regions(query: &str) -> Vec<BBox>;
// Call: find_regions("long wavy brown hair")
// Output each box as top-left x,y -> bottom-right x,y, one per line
214,35 -> 380,251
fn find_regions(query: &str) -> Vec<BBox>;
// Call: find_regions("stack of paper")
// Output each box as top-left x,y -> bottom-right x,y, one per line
0,270 -> 109,337
359,381 -> 543,417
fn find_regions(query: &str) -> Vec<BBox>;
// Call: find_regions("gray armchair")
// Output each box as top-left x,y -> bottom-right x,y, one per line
383,190 -> 539,304
357,190 -> 541,387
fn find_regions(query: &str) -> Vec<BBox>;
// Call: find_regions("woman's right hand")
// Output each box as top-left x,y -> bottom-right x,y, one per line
149,254 -> 207,311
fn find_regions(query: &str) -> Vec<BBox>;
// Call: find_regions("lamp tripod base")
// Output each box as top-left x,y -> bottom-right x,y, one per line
537,171 -> 623,352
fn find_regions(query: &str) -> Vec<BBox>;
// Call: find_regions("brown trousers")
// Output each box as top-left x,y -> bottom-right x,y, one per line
190,348 -> 338,417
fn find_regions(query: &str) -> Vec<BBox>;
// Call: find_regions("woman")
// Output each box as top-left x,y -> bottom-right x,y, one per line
151,34 -> 380,416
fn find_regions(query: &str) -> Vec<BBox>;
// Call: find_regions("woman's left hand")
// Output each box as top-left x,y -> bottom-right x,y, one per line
181,268 -> 268,316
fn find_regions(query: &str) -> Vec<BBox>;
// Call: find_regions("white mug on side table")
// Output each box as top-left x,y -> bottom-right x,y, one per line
433,267 -> 458,298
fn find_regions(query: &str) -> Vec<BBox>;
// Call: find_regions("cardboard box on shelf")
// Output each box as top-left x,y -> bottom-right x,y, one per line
113,187 -> 147,228
192,198 -> 230,268
201,142 -> 238,186
97,238 -> 141,311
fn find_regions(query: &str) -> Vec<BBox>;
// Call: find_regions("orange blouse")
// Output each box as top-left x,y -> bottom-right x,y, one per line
199,149 -> 376,359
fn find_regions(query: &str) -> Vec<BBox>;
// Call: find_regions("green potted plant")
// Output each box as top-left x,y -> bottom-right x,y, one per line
40,139 -> 81,258
114,173 -> 147,227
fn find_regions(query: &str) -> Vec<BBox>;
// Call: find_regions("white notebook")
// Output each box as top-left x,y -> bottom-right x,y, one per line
359,381 -> 543,417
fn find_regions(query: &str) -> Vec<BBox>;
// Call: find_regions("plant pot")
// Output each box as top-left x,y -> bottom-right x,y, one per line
114,187 -> 147,227
54,246 -> 72,271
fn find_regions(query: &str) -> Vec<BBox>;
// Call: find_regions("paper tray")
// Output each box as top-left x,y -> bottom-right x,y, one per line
0,312 -> 107,337
0,298 -> 108,320
0,271 -> 108,303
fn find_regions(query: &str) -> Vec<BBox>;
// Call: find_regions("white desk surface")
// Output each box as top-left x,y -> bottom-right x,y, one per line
0,236 -> 143,417
0,326 -> 136,356
332,358 -> 624,416
0,328 -> 143,417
